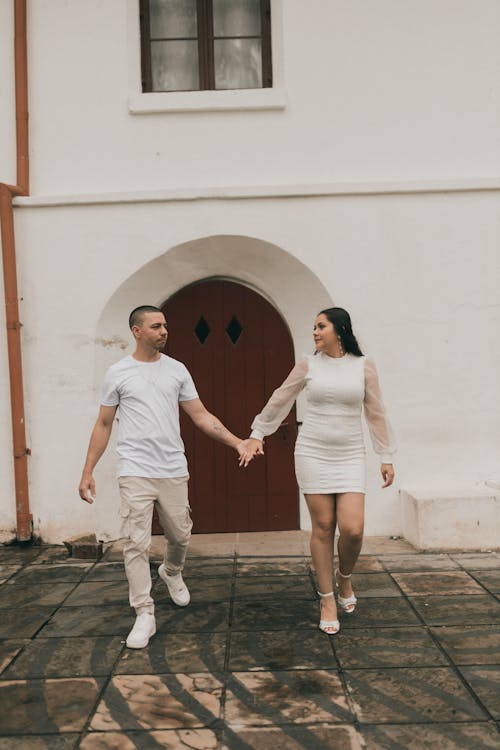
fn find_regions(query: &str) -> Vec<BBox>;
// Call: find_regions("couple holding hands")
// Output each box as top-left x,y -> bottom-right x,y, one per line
79,304 -> 395,648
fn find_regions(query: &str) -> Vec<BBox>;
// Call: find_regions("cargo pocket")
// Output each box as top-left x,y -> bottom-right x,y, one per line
118,502 -> 130,540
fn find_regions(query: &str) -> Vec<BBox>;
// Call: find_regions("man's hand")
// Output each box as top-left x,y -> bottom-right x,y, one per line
79,473 -> 96,504
381,463 -> 395,488
238,438 -> 265,467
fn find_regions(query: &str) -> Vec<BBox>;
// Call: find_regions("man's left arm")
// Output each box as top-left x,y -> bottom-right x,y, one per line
180,398 -> 251,463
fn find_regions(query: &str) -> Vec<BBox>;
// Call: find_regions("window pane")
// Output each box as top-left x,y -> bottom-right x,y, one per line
149,0 -> 197,39
213,0 -> 261,38
151,40 -> 200,91
214,38 -> 262,89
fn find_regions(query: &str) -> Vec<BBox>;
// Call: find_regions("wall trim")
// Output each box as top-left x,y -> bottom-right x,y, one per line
13,178 -> 500,208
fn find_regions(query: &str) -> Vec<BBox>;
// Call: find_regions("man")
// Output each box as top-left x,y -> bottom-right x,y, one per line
79,305 -> 247,648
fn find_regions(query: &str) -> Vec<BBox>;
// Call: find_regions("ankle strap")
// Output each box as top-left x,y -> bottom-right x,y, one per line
317,590 -> 334,598
337,569 -> 352,579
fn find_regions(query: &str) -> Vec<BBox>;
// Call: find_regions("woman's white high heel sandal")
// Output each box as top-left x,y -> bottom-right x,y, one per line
335,569 -> 357,614
317,591 -> 340,634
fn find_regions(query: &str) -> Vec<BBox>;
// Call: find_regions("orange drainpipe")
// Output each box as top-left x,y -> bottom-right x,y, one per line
0,0 -> 32,541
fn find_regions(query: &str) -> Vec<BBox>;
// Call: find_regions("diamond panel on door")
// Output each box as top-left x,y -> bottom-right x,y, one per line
226,315 -> 242,344
194,315 -> 210,344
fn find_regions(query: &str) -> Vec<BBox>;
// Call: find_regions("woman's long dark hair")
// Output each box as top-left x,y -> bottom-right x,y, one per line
318,307 -> 364,357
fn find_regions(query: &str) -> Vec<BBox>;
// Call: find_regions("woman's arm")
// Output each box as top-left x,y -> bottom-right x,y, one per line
250,357 -> 309,441
363,357 -> 396,487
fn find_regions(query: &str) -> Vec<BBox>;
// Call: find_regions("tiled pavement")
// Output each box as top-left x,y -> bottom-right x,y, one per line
0,535 -> 499,749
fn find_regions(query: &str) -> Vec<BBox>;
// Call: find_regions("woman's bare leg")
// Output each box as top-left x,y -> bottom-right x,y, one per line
335,492 -> 365,599
305,493 -> 338,622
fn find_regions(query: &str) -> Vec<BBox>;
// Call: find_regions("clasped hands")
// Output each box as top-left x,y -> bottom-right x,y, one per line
237,437 -> 264,467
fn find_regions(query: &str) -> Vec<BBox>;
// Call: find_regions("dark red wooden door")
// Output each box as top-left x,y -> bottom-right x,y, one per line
156,279 -> 298,533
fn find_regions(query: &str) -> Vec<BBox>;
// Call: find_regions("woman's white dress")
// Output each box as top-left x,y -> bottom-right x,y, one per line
250,352 -> 396,494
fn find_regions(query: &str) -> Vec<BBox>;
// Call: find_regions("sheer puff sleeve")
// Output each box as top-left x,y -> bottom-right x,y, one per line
363,357 -> 396,463
250,357 -> 309,441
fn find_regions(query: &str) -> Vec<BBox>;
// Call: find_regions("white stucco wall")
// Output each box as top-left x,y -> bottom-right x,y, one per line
24,0 -> 500,195
8,188 -> 500,542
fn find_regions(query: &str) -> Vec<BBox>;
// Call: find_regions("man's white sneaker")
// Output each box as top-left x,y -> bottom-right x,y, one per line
126,612 -> 156,649
158,563 -> 190,606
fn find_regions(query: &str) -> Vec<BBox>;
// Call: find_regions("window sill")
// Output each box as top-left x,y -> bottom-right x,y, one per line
128,87 -> 287,114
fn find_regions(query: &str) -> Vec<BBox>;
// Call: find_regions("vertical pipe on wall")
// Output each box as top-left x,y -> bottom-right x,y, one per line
0,186 -> 31,540
14,0 -> 29,193
0,0 -> 31,541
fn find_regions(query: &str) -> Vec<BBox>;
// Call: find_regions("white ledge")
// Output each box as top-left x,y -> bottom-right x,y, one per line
129,87 -> 287,113
13,179 -> 500,208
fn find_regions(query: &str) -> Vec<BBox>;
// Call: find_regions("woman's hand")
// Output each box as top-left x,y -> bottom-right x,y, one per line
381,463 -> 395,488
237,438 -> 265,467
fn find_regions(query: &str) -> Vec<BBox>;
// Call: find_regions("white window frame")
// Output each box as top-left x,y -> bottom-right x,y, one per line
126,0 -> 286,114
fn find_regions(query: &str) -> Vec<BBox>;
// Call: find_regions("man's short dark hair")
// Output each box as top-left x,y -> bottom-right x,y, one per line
129,305 -> 162,330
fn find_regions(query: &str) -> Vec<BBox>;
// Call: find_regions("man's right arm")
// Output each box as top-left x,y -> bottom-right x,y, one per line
78,405 -> 118,503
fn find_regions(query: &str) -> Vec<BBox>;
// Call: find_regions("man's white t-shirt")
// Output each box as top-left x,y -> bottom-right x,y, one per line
101,354 -> 198,478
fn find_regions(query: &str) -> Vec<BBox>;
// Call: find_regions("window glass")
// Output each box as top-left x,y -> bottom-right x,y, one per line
213,0 -> 261,38
149,0 -> 198,38
214,38 -> 262,90
151,40 -> 200,91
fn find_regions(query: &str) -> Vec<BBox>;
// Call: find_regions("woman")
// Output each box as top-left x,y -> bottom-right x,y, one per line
241,307 -> 396,634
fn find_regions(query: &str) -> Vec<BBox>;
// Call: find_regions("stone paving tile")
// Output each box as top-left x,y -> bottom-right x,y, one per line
33,547 -> 72,564
459,665 -> 500,719
347,573 -> 402,598
153,576 -> 231,603
338,597 -> 421,629
40,605 -> 134,638
188,544 -> 237,557
349,556 -> 384,572
231,599 -> 318,631
0,546 -> 41,563
409,595 -> 500,626
0,677 -> 103,733
183,557 -> 234,577
221,724 -> 364,750
80,729 -> 219,749
115,633 -> 226,674
237,543 -> 308,557
0,607 -> 56,638
62,580 -> 130,607
451,553 -> 500,570
1,636 -> 123,679
344,667 -> 488,723
155,601 -> 230,633
237,557 -> 310,576
334,626 -> 448,669
362,722 -> 500,750
432,626 -> 500,666
82,562 -> 127,581
360,537 -> 415,554
233,575 -> 315,600
0,582 -> 75,609
10,563 -> 91,584
470,570 -> 500,593
90,673 -> 224,730
0,737 -> 79,749
392,571 -> 485,596
228,629 -> 337,671
224,670 -> 352,726
0,639 -> 29,674
379,553 -> 460,572
0,564 -> 22,583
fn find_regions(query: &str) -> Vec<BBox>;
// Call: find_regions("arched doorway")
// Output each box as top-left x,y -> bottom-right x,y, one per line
155,279 -> 299,533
